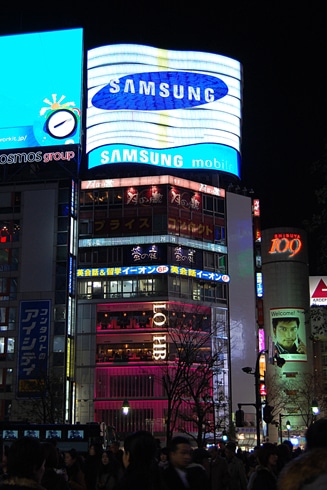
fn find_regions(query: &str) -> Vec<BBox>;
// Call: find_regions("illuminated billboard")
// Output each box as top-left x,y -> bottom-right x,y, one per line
270,307 -> 307,362
0,29 -> 83,152
87,44 -> 242,176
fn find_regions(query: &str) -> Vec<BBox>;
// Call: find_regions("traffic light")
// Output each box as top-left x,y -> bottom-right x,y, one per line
222,430 -> 228,442
235,409 -> 244,427
263,404 -> 274,423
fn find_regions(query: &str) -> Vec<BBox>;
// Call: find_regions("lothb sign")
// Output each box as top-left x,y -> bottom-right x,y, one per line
152,303 -> 167,360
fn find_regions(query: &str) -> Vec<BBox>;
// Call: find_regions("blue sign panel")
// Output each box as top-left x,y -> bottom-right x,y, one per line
18,300 -> 51,396
0,29 -> 83,151
77,265 -> 230,283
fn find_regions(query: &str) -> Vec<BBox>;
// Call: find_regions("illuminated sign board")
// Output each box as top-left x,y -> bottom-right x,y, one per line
270,307 -> 306,362
18,300 -> 51,396
152,303 -> 167,360
0,29 -> 83,153
87,44 -> 242,176
81,175 -> 225,197
79,235 -> 227,254
310,276 -> 327,306
268,232 -> 302,258
77,265 -> 230,283
256,272 -> 263,297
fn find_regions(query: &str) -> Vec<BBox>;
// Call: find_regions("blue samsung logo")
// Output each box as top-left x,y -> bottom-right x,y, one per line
91,71 -> 228,111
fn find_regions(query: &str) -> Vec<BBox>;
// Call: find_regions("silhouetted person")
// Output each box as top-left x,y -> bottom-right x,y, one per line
161,436 -> 209,490
278,418 -> 327,489
0,437 -> 46,490
115,430 -> 160,490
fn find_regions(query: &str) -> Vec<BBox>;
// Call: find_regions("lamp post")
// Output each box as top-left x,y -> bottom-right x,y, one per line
279,413 -> 292,443
242,349 -> 267,446
242,350 -> 285,446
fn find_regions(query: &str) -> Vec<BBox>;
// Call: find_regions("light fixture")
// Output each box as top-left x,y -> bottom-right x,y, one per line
222,430 -> 228,442
311,399 -> 320,415
286,420 -> 291,430
121,400 -> 131,415
122,399 -> 130,415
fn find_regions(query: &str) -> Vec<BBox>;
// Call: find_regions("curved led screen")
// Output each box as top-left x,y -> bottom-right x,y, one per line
87,44 -> 242,177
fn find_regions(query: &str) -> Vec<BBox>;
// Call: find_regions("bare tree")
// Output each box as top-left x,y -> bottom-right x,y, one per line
15,370 -> 64,423
159,306 -> 226,445
266,371 -> 327,429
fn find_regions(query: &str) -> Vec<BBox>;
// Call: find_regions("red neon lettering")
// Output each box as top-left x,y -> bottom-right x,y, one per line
268,238 -> 302,257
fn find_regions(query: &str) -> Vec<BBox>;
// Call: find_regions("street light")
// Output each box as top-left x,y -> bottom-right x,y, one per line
241,349 -> 267,446
279,413 -> 294,443
122,399 -> 130,415
241,349 -> 285,446
311,399 -> 320,416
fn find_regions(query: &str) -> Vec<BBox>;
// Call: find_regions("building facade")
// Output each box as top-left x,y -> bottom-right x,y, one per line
0,30 -> 259,442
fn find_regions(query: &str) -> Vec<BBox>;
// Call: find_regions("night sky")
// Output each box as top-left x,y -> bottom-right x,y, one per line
2,2 -> 327,231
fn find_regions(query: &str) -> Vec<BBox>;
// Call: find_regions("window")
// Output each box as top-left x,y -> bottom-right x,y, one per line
53,336 -> 65,352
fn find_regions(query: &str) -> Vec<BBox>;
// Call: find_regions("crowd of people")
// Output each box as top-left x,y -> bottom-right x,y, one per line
1,419 -> 327,490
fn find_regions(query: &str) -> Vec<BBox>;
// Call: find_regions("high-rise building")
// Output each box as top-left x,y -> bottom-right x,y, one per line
0,30 -> 258,443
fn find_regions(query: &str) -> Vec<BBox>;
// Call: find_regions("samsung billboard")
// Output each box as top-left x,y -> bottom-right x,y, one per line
87,44 -> 242,177
0,28 -> 83,153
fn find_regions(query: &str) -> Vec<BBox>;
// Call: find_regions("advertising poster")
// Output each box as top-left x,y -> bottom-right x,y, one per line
0,29 -> 83,152
87,44 -> 242,176
270,307 -> 307,361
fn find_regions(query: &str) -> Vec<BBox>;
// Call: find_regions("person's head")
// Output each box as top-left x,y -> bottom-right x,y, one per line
159,447 -> 168,462
42,442 -> 59,469
168,436 -> 192,470
109,441 -> 121,454
7,436 -> 46,483
191,448 -> 210,470
272,317 -> 299,351
122,430 -> 157,470
305,418 -> 327,450
224,441 -> 236,460
257,443 -> 278,469
64,448 -> 78,467
89,445 -> 96,456
101,450 -> 113,465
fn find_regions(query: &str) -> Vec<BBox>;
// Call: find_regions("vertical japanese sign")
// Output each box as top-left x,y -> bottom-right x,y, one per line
18,300 -> 51,396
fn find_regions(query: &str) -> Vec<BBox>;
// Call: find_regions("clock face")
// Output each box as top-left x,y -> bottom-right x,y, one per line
46,109 -> 78,138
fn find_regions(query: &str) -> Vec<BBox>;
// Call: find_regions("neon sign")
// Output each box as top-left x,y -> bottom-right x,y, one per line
268,233 -> 302,258
153,335 -> 167,360
76,265 -> 230,283
152,303 -> 167,360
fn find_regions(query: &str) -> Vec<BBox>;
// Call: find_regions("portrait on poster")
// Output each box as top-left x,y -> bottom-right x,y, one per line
270,307 -> 307,361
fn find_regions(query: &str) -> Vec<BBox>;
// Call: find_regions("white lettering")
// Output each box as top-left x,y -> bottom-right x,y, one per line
124,79 -> 135,93
99,149 -> 183,168
205,88 -> 215,102
109,79 -> 120,93
139,81 -> 155,96
159,83 -> 170,97
104,75 -> 221,103
188,86 -> 201,101
173,85 -> 184,99
122,149 -> 138,162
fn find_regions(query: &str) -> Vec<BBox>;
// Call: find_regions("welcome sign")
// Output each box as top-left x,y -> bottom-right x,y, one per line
87,44 -> 242,177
